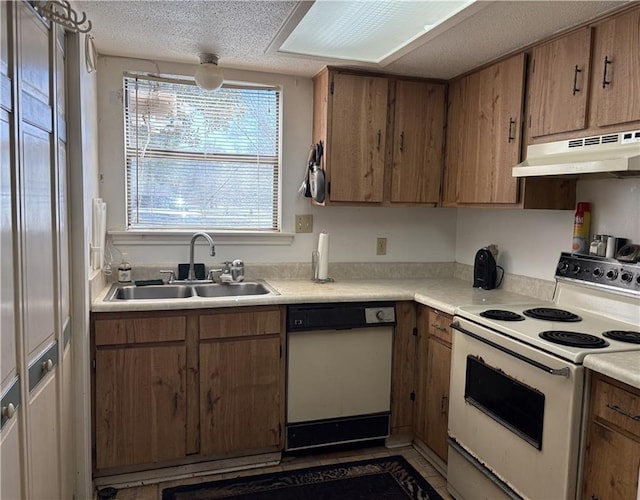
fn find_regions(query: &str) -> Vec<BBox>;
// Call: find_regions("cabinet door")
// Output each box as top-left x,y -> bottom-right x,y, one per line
1,401 -> 23,500
200,337 -> 280,456
452,54 -> 526,204
28,371 -> 61,499
94,345 -> 187,469
583,422 -> 640,499
424,338 -> 451,463
391,81 -> 445,204
592,8 -> 640,127
328,73 -> 388,202
529,28 -> 591,137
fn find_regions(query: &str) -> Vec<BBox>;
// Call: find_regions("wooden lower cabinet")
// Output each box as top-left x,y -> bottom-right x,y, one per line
92,306 -> 283,473
200,336 -> 281,456
423,338 -> 451,461
582,374 -> 640,500
94,344 -> 187,469
414,306 -> 452,463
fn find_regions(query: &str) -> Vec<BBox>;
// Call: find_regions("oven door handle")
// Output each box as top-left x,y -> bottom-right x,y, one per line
451,322 -> 571,377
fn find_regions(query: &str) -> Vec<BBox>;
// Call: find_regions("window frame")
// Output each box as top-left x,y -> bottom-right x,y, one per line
122,72 -> 283,233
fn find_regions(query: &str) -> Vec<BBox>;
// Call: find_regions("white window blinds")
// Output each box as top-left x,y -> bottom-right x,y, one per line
123,74 -> 281,230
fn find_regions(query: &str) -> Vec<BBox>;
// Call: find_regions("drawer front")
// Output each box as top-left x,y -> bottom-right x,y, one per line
95,316 -> 186,346
200,308 -> 281,340
428,309 -> 452,345
592,377 -> 640,439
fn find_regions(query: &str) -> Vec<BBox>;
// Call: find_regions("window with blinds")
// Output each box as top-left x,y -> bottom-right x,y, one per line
123,74 -> 281,230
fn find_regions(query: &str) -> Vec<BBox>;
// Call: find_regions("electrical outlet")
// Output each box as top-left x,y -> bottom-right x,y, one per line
295,214 -> 313,233
376,237 -> 387,256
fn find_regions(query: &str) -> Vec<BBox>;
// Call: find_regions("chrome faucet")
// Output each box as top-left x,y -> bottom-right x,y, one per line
188,232 -> 215,282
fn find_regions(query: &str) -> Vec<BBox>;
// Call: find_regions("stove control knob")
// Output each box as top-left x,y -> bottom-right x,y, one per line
557,261 -> 569,273
605,269 -> 618,280
570,264 -> 581,274
376,310 -> 385,321
621,271 -> 633,283
592,268 -> 604,278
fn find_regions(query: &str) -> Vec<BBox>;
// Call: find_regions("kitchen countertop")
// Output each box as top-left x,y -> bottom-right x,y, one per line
92,277 -> 639,388
583,352 -> 640,390
91,277 -> 538,314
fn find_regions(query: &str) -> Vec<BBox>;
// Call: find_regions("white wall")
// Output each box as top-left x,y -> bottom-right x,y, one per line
97,56 -> 458,266
455,178 -> 640,280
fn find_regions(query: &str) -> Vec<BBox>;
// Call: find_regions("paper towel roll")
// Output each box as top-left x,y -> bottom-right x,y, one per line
317,232 -> 329,280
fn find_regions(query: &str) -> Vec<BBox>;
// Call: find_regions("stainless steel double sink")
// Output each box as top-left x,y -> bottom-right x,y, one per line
105,280 -> 278,301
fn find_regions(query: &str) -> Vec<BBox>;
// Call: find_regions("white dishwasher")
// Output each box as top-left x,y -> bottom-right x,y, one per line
285,302 -> 395,451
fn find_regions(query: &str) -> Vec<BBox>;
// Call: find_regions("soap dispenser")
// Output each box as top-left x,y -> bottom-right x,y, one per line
118,253 -> 132,283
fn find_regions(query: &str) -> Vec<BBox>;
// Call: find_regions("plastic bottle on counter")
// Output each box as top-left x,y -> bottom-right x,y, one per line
572,202 -> 591,254
118,253 -> 132,283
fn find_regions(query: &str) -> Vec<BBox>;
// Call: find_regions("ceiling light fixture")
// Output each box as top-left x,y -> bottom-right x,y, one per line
273,0 -> 482,65
194,53 -> 224,92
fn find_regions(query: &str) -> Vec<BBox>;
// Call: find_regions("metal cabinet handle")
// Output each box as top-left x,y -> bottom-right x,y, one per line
1,403 -> 15,420
451,322 -> 571,377
602,56 -> 612,88
440,395 -> 448,415
606,403 -> 640,422
507,118 -> 516,143
42,359 -> 53,373
572,65 -> 582,95
431,323 -> 447,332
377,130 -> 381,151
399,131 -> 404,152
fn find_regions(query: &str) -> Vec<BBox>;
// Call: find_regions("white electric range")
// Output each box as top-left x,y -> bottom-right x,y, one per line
447,252 -> 640,500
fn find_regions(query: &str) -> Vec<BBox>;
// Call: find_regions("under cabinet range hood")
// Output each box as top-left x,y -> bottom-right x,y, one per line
513,129 -> 640,178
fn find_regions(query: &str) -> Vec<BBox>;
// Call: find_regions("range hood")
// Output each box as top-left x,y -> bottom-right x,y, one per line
513,129 -> 640,178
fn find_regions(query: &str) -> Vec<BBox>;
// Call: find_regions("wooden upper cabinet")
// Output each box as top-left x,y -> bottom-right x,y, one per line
391,80 -> 445,204
326,72 -> 388,203
529,28 -> 592,138
592,7 -> 640,128
445,53 -> 526,205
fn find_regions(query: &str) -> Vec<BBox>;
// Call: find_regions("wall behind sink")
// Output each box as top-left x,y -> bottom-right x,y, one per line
97,56 -> 458,268
96,57 -> 639,282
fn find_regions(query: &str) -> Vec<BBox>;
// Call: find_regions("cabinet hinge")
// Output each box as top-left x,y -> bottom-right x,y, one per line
330,81 -> 334,95
412,327 -> 418,337
528,114 -> 532,129
410,392 -> 416,401
92,358 -> 96,370
327,181 -> 331,195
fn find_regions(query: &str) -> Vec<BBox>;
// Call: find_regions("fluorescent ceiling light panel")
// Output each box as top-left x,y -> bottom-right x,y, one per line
279,0 -> 476,63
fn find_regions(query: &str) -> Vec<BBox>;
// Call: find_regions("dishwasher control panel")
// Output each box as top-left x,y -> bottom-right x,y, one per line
365,306 -> 395,324
287,302 -> 396,331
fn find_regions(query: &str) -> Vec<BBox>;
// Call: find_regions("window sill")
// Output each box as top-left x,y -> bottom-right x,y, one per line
108,230 -> 295,247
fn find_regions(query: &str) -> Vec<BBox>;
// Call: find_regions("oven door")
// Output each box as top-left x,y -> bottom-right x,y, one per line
448,317 -> 584,500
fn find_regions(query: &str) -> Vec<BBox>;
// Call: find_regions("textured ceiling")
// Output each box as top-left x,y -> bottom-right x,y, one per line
73,0 -> 629,80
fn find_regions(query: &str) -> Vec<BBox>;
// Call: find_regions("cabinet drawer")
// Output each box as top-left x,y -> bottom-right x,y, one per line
200,308 -> 281,340
95,316 -> 186,346
428,309 -> 452,345
592,377 -> 640,439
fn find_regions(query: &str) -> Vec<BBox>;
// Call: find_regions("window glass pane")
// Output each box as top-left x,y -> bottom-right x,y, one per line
124,75 -> 281,230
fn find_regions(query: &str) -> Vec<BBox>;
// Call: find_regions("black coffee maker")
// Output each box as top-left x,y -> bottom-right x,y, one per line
473,247 -> 498,290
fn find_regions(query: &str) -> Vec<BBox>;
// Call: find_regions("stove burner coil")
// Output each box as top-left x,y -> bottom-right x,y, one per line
479,310 -> 526,321
602,330 -> 640,344
539,331 -> 609,348
523,308 -> 582,322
